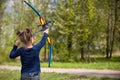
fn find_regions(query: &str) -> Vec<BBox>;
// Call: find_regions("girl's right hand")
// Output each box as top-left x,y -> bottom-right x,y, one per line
15,40 -> 21,46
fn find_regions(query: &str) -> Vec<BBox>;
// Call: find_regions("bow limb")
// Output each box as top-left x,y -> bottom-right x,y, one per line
24,1 -> 47,33
47,37 -> 52,67
24,1 -> 42,17
48,44 -> 52,67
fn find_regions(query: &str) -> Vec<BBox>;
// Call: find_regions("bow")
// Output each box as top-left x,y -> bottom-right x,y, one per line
24,1 -> 52,67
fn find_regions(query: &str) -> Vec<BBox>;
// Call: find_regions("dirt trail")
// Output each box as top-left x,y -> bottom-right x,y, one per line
0,65 -> 120,78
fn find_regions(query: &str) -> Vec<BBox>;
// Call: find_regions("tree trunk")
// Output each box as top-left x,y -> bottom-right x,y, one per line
106,14 -> 110,59
87,42 -> 91,63
67,33 -> 72,58
110,0 -> 118,58
80,41 -> 84,60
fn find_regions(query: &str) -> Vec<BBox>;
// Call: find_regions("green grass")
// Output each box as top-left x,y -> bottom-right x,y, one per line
0,69 -> 119,80
1,56 -> 120,70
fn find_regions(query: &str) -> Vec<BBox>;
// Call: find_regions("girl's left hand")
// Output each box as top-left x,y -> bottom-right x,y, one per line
43,28 -> 49,34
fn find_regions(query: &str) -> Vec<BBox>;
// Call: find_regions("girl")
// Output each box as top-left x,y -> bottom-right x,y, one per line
9,28 -> 49,80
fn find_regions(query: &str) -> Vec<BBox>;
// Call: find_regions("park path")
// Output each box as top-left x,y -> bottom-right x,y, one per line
0,65 -> 120,78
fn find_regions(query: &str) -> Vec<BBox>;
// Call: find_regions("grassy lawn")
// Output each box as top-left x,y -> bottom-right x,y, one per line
2,56 -> 120,70
0,69 -> 119,80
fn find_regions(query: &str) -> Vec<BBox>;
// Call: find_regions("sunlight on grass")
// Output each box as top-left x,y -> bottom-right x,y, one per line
1,56 -> 120,70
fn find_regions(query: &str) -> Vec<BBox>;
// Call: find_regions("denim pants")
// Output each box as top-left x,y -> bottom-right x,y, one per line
20,72 -> 40,80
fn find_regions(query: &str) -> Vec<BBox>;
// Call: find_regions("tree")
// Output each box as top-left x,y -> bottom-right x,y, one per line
109,0 -> 119,58
0,0 -> 7,63
0,0 -> 7,44
53,0 -> 78,61
52,0 -> 107,62
105,0 -> 120,58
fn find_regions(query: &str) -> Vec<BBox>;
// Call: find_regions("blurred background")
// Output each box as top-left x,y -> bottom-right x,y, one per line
0,0 -> 120,63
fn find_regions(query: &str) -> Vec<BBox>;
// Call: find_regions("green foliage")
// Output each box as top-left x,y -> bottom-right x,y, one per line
0,0 -> 120,63
52,0 -> 109,61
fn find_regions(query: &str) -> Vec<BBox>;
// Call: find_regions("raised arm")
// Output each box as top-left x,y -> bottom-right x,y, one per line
9,45 -> 21,59
34,29 -> 49,51
9,40 -> 21,59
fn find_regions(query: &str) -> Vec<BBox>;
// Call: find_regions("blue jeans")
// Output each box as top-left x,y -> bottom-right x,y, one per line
20,72 -> 40,80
